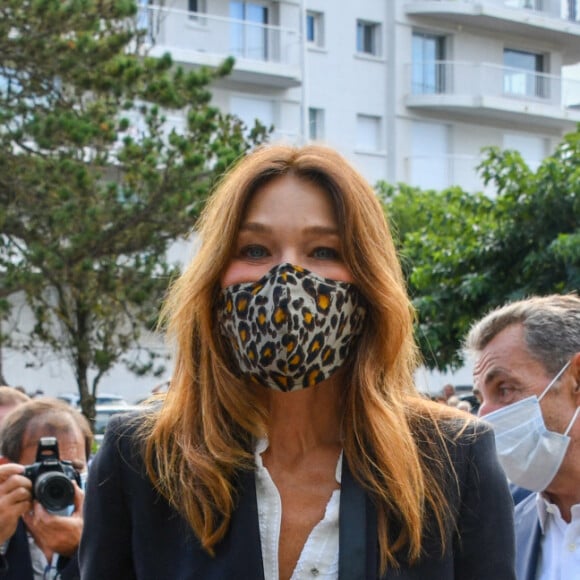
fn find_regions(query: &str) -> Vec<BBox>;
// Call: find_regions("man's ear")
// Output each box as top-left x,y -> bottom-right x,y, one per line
570,352 -> 580,402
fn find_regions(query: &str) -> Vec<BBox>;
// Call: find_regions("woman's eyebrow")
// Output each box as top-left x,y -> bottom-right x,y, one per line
240,222 -> 339,236
239,222 -> 270,233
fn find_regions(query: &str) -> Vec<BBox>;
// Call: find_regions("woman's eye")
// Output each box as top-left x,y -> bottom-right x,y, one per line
241,245 -> 268,259
312,247 -> 339,260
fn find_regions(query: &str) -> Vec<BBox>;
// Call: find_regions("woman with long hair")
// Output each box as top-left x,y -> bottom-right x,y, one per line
80,144 -> 515,579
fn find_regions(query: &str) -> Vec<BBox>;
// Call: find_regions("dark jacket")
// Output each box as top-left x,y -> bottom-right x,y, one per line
0,519 -> 79,580
80,415 -> 515,579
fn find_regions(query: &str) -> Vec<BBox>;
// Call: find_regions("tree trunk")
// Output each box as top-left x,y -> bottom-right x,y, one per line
0,320 -> 7,385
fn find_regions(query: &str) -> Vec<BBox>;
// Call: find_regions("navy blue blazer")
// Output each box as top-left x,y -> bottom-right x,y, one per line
0,519 -> 79,580
80,416 -> 516,579
514,493 -> 541,580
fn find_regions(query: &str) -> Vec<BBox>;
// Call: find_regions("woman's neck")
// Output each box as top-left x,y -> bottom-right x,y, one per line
261,377 -> 343,464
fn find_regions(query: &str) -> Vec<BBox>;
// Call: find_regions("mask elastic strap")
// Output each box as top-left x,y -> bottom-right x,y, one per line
564,406 -> 580,437
539,360 -> 572,402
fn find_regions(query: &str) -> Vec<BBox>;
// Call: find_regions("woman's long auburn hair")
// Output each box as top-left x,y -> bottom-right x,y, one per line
142,144 -> 472,572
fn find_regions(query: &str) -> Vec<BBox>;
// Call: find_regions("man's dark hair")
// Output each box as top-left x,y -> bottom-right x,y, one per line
0,398 -> 92,463
465,293 -> 580,376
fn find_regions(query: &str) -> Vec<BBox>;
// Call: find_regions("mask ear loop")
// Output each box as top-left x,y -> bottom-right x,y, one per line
538,360 -> 572,402
564,406 -> 580,436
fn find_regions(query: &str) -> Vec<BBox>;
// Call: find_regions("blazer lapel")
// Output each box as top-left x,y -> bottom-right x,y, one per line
339,458 -> 375,580
225,468 -> 265,579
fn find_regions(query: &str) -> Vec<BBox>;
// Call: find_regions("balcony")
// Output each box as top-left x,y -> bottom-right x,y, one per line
405,0 -> 580,62
406,61 -> 580,128
139,5 -> 302,88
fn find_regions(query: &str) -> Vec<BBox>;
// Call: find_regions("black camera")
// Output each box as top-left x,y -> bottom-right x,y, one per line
23,436 -> 81,514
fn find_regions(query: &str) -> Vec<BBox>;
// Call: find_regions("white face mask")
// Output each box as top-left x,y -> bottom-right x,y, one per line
483,360 -> 580,492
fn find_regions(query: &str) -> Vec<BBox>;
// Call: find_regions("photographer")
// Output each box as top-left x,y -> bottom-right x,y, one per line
0,399 -> 91,580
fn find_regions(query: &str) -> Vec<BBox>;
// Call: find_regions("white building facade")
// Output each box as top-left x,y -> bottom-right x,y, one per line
148,0 -> 580,392
4,0 -> 580,399
145,0 -> 580,192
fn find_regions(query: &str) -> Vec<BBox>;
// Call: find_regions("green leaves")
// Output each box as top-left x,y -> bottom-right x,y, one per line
0,0 -> 268,417
380,126 -> 580,371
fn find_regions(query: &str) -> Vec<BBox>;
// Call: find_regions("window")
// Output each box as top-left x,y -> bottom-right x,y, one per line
412,32 -> 446,94
506,0 -> 541,9
306,11 -> 324,47
356,114 -> 382,151
308,108 -> 324,141
410,121 -> 449,190
503,49 -> 547,99
503,133 -> 547,171
137,0 -> 152,38
356,20 -> 381,56
188,0 -> 206,21
230,95 -> 274,137
230,2 -> 269,61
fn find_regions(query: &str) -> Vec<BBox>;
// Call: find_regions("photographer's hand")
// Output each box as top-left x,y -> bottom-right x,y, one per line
0,461 -> 33,544
22,480 -> 84,559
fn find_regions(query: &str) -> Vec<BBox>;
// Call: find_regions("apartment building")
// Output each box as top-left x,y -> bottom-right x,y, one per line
6,0 -> 580,398
134,0 -> 580,394
145,0 -> 580,193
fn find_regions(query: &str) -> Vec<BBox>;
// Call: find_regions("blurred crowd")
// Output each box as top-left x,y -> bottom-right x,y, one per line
432,382 -> 482,415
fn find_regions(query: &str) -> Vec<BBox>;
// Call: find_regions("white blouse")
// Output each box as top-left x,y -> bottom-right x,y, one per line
254,438 -> 342,579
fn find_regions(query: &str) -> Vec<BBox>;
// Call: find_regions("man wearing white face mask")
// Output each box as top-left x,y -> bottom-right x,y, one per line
465,293 -> 580,580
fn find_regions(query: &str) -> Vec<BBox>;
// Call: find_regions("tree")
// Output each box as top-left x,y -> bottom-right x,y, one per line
0,0 -> 268,421
379,127 -> 580,371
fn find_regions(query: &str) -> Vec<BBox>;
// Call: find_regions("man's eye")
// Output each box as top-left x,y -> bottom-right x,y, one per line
312,247 -> 339,259
498,385 -> 514,400
241,245 -> 268,259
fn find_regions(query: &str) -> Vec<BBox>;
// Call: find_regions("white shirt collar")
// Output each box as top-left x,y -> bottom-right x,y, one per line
536,493 -> 580,533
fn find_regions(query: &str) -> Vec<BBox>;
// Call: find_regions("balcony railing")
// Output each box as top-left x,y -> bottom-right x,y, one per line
408,61 -> 580,110
407,0 -> 579,22
138,5 -> 301,68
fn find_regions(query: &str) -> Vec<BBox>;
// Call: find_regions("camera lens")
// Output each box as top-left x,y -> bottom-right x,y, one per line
34,471 -> 75,513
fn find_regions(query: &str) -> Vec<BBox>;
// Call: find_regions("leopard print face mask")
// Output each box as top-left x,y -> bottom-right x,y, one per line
218,263 -> 367,392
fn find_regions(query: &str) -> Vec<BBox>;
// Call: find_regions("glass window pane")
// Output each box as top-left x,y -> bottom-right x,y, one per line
357,21 -> 378,55
412,33 -> 445,94
308,108 -> 324,140
306,15 -> 314,41
229,2 -> 268,61
504,49 -> 545,98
